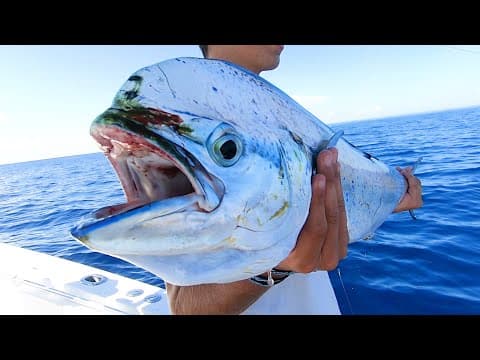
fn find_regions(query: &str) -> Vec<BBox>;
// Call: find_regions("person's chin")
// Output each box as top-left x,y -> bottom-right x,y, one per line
264,61 -> 280,72
272,45 -> 284,55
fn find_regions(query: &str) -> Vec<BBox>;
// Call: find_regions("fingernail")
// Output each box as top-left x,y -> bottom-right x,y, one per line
325,153 -> 332,166
317,175 -> 326,189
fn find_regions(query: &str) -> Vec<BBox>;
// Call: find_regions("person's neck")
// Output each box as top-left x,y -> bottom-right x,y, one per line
206,54 -> 261,75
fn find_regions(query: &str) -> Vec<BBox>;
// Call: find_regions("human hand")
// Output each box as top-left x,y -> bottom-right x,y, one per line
393,166 -> 423,213
276,148 -> 349,272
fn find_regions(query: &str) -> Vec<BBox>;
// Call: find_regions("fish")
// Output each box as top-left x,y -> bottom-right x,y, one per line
70,57 -> 407,286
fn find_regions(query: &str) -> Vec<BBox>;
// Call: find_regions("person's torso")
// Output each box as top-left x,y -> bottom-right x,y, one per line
241,271 -> 340,315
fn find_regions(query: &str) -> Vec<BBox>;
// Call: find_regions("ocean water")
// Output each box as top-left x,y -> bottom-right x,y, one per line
1,106 -> 479,314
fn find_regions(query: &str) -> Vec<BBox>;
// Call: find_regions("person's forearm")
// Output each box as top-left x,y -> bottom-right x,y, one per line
166,280 -> 268,315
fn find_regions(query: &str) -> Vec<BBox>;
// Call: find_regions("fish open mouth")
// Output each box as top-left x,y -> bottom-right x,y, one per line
90,115 -> 224,220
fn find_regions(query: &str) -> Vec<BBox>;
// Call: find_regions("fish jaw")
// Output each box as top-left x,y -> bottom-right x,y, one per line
70,110 -> 233,255
71,195 -> 239,256
92,109 -> 224,212
70,111 -> 306,265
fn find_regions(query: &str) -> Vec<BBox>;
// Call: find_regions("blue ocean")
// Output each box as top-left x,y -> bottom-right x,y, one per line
1,105 -> 479,314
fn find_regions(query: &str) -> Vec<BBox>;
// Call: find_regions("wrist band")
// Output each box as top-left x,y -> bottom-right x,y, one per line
271,268 -> 294,277
248,268 -> 293,287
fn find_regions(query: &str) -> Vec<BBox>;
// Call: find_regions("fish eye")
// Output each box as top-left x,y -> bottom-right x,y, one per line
219,139 -> 237,160
211,133 -> 243,167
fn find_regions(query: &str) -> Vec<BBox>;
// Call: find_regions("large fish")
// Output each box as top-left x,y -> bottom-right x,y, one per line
70,57 -> 406,286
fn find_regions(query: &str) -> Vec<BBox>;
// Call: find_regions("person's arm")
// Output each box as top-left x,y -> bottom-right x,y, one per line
166,148 -> 348,314
166,279 -> 268,315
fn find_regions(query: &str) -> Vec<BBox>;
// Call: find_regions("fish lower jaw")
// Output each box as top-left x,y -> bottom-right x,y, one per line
137,187 -> 220,214
91,192 -> 206,223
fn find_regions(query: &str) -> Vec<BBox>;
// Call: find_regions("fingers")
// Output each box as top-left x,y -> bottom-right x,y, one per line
276,147 -> 349,273
404,170 -> 423,208
317,149 -> 341,270
306,174 -> 328,242
334,162 -> 349,258
394,166 -> 423,212
318,148 -> 349,268
396,165 -> 412,175
277,174 -> 327,273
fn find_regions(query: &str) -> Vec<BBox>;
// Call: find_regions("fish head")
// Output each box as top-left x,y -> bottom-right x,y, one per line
70,59 -> 316,284
71,105 -> 301,258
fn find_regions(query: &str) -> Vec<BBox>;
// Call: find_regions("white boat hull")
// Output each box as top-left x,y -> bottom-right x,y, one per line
0,243 -> 170,315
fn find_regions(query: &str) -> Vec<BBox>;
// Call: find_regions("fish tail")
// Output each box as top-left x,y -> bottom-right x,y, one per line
411,156 -> 423,173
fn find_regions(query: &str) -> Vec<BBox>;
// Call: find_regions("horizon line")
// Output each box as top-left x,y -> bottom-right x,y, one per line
1,103 -> 479,167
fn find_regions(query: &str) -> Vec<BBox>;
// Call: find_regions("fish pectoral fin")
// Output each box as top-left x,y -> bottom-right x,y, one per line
326,130 -> 344,149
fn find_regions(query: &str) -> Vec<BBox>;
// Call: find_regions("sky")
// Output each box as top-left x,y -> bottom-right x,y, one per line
1,45 -> 480,165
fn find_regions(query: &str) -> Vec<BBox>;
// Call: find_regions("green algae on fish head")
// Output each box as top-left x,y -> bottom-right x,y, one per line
109,73 -> 192,140
113,95 -> 143,111
111,75 -> 144,110
177,124 -> 193,135
92,110 -> 194,175
98,102 -> 193,136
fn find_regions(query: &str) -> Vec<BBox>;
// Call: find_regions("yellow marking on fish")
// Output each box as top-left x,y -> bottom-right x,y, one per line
78,236 -> 90,245
222,236 -> 237,245
269,201 -> 289,221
